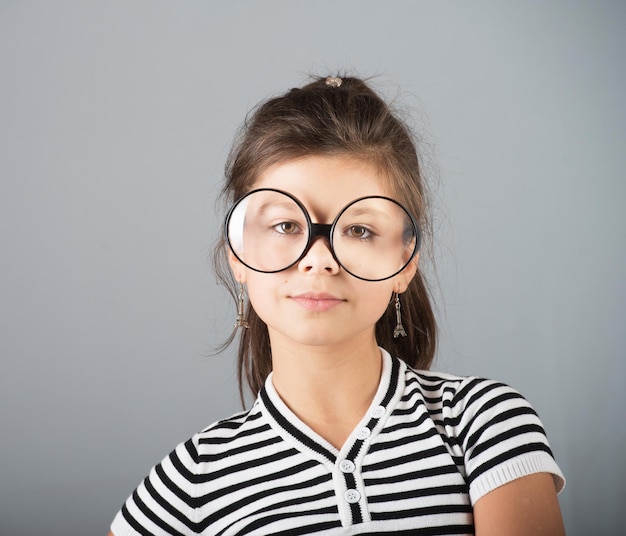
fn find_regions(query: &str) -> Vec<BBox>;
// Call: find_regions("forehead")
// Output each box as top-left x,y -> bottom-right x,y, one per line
253,155 -> 393,218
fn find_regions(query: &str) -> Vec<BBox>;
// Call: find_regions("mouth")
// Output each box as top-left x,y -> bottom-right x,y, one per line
289,292 -> 345,312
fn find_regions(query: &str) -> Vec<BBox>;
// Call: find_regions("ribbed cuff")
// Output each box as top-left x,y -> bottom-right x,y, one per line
469,452 -> 566,504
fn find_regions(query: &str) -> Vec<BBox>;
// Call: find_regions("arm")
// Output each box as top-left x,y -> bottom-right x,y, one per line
473,472 -> 566,536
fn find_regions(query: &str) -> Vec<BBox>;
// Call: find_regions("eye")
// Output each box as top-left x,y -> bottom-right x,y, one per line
273,221 -> 301,235
347,225 -> 373,239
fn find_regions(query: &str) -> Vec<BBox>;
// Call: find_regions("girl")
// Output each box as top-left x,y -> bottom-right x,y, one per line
109,75 -> 565,535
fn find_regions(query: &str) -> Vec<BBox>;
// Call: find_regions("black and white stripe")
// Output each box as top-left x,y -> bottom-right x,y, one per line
112,350 -> 564,535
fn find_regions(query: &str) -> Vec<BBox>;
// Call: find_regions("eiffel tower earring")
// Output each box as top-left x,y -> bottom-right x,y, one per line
393,293 -> 407,338
235,283 -> 249,329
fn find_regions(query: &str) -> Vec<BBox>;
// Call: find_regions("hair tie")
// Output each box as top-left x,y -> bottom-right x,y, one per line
325,76 -> 343,88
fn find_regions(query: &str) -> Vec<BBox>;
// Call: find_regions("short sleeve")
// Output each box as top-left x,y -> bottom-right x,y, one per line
449,377 -> 565,505
110,437 -> 200,536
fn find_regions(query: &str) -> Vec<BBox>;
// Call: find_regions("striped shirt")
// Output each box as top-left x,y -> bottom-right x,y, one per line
111,349 -> 565,535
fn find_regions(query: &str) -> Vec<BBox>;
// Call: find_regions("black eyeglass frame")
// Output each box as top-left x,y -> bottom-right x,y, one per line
224,188 -> 422,282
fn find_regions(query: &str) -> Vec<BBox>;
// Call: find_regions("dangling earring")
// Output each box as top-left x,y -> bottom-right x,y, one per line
235,283 -> 249,329
393,293 -> 407,338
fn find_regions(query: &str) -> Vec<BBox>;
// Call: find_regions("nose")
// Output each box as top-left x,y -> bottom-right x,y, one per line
297,236 -> 340,275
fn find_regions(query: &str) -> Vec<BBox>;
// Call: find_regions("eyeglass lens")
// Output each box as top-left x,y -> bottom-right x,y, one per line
226,190 -> 419,281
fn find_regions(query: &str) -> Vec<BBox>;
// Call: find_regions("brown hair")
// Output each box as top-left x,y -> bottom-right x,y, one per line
213,75 -> 437,404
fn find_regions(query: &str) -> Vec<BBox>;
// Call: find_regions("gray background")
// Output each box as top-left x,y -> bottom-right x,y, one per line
1,2 -> 624,535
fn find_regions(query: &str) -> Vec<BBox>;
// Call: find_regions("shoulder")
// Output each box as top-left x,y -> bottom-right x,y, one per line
109,405 -> 271,535
404,366 -> 544,450
402,364 -> 565,503
405,366 -> 524,418
198,405 -> 264,438
110,402 -> 284,535
185,404 -> 269,462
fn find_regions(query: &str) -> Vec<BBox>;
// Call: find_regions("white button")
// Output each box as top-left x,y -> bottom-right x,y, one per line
344,489 -> 361,503
356,427 -> 371,440
371,405 -> 385,418
339,459 -> 356,473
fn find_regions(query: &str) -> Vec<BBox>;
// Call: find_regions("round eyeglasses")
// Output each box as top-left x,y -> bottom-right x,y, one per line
225,188 -> 421,282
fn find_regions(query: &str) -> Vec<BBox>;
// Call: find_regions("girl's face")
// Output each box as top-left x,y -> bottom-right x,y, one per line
228,155 -> 418,351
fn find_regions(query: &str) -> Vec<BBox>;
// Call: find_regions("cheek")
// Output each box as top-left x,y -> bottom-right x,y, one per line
358,283 -> 394,318
244,274 -> 281,314
245,276 -> 266,304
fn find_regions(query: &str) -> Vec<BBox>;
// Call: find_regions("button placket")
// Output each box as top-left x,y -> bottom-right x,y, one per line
355,427 -> 371,440
370,405 -> 386,419
344,489 -> 361,504
332,388 -> 392,525
333,421 -> 379,525
339,459 -> 356,473
334,449 -> 365,525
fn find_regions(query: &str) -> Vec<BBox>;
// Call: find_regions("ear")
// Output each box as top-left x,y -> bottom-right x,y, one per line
394,253 -> 419,294
228,251 -> 247,284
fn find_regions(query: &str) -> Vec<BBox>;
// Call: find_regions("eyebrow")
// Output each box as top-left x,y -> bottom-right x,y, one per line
341,206 -> 394,221
253,200 -> 303,216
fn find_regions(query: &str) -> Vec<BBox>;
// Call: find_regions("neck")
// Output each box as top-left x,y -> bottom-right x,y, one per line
269,333 -> 383,449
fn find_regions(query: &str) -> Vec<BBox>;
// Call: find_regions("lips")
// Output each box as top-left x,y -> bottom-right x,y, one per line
290,292 -> 345,312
